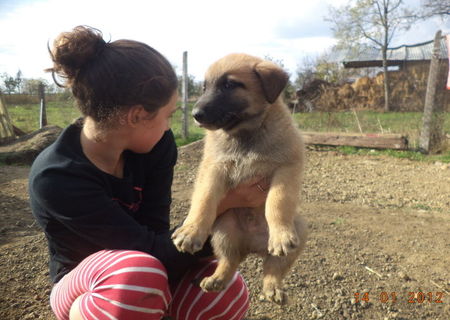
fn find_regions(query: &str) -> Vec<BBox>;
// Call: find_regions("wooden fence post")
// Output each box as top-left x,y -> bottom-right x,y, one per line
39,82 -> 47,128
0,94 -> 15,143
181,51 -> 189,140
419,30 -> 444,153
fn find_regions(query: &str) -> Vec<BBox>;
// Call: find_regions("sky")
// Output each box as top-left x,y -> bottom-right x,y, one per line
0,0 -> 449,83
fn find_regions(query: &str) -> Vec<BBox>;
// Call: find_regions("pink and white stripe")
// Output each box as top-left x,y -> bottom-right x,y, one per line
50,250 -> 249,320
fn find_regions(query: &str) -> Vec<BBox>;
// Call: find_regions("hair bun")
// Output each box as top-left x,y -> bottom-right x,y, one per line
49,26 -> 106,81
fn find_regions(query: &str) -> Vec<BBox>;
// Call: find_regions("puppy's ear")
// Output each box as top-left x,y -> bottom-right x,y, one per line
254,61 -> 289,103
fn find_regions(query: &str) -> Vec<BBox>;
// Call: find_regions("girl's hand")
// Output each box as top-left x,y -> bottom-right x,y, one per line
217,176 -> 270,215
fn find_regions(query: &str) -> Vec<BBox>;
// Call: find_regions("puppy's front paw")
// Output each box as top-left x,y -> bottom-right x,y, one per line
171,224 -> 208,254
200,276 -> 227,292
268,229 -> 299,256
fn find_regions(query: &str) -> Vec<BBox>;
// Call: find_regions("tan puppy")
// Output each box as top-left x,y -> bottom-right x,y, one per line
172,53 -> 307,304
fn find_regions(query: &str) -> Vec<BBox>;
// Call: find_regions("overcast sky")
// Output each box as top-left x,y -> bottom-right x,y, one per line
0,0 -> 448,83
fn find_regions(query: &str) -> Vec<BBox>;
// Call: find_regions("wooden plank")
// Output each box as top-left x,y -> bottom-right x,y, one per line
302,131 -> 409,150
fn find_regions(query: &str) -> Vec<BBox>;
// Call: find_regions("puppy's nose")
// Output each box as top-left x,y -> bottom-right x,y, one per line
192,108 -> 206,123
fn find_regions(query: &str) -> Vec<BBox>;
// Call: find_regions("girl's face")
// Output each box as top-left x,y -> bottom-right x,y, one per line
128,92 -> 178,153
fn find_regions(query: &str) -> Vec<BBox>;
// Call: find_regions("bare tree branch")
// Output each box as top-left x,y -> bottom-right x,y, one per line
388,0 -> 403,13
413,0 -> 450,19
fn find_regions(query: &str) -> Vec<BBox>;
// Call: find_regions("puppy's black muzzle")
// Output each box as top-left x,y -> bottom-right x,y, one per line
192,108 -> 207,123
192,91 -> 248,130
192,104 -> 241,130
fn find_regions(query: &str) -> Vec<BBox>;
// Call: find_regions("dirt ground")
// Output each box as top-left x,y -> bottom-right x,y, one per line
0,139 -> 449,320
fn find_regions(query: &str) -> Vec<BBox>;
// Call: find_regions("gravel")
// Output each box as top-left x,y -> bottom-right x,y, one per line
1,141 -> 449,319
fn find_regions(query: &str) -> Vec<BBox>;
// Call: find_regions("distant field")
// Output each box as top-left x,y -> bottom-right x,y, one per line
5,100 -> 204,147
6,100 -> 450,149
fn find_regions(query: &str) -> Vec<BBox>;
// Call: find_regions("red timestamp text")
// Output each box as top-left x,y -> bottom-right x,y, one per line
353,292 -> 444,304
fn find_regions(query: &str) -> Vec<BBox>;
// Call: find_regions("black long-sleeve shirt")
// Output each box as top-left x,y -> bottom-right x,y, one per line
29,122 -> 210,284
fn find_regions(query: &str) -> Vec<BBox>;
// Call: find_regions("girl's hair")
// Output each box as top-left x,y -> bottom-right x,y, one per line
47,26 -> 178,124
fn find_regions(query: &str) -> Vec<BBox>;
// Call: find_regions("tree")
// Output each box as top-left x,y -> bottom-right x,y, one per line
328,0 -> 412,111
419,0 -> 450,18
0,70 -> 25,94
294,52 -> 371,90
1,73 -> 19,94
15,70 -> 23,94
295,56 -> 317,89
313,52 -> 365,84
22,78 -> 49,95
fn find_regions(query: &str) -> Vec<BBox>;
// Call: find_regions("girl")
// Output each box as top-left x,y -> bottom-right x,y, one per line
29,26 -> 268,320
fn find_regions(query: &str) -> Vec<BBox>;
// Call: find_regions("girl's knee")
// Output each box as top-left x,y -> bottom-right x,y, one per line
86,250 -> 172,319
86,251 -> 171,319
69,294 -> 86,320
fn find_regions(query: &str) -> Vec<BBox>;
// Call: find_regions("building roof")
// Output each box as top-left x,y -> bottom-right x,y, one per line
340,36 -> 448,68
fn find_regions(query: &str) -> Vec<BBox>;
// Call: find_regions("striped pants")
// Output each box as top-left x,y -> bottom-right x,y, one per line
50,250 -> 249,320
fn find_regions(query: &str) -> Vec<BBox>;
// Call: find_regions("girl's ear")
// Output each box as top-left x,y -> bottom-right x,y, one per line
126,105 -> 145,127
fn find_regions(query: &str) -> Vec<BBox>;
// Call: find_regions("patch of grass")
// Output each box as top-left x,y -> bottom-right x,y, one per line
336,146 -> 450,163
7,100 -> 80,132
412,204 -> 432,211
336,146 -> 361,155
171,103 -> 205,146
331,218 -> 346,225
174,132 -> 204,147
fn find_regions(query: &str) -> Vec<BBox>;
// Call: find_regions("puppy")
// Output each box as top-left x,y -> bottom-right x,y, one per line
172,53 -> 307,304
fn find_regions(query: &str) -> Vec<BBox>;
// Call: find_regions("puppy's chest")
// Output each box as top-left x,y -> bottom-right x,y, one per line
206,133 -> 290,185
216,149 -> 277,185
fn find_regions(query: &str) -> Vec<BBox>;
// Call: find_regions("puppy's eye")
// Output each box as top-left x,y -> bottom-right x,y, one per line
223,79 -> 243,90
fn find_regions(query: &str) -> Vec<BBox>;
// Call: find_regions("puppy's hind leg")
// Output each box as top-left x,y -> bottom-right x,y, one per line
200,213 -> 243,292
200,253 -> 241,292
262,215 -> 307,305
261,254 -> 296,305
